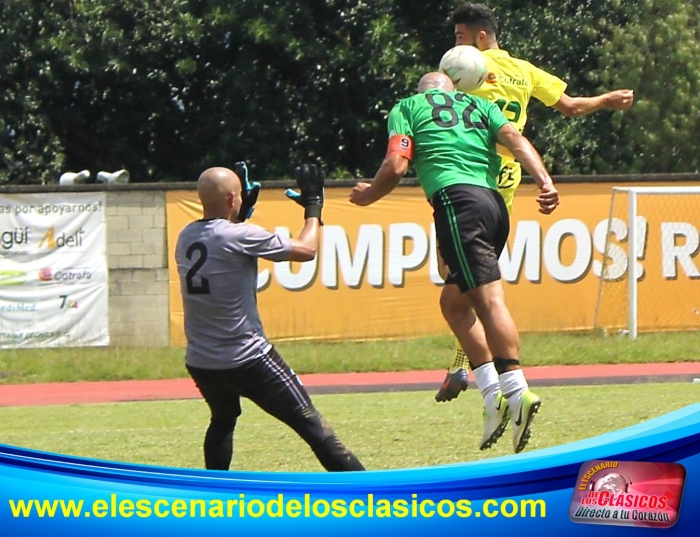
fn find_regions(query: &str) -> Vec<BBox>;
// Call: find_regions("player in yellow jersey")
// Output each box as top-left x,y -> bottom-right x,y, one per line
435,3 -> 634,453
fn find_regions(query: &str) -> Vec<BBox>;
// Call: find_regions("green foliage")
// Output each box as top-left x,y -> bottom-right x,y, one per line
595,0 -> 700,172
489,0 -> 635,174
0,0 -> 698,183
0,0 -> 68,184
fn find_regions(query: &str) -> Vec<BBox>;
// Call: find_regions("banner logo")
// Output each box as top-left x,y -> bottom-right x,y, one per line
0,270 -> 27,286
1,227 -> 30,250
38,227 -> 85,249
38,268 -> 93,283
0,302 -> 36,312
59,294 -> 79,311
569,460 -> 685,528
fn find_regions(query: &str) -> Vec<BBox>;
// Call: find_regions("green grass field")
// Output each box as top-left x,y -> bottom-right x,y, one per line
1,332 -> 698,472
1,384 -> 698,471
1,331 -> 699,384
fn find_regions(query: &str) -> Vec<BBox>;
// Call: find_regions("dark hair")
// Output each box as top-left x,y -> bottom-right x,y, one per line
450,3 -> 499,38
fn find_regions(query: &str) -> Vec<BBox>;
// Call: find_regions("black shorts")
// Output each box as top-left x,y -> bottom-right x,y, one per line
432,184 -> 509,292
186,347 -> 313,425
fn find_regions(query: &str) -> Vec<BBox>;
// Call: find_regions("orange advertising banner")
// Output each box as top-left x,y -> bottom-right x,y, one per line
166,182 -> 700,344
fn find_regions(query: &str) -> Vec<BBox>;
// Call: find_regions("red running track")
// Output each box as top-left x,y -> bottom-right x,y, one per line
0,362 -> 699,407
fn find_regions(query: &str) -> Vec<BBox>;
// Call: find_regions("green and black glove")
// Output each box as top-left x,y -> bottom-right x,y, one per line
233,161 -> 260,222
285,164 -> 325,222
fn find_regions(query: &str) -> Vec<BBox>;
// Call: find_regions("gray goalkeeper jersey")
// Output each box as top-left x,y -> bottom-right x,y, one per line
175,218 -> 292,369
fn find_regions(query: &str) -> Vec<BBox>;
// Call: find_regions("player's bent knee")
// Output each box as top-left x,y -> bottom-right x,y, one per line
209,415 -> 238,432
440,287 -> 471,321
468,286 -> 507,318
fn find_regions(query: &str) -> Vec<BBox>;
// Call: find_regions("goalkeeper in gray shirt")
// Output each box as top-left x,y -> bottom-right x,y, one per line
175,163 -> 364,472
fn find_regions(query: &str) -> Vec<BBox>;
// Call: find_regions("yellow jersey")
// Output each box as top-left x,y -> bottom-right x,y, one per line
471,49 -> 567,211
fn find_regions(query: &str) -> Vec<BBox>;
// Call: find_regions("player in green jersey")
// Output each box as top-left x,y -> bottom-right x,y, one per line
350,72 -> 559,453
436,4 -> 635,450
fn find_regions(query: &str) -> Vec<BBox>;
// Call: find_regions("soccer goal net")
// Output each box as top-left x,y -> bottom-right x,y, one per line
594,186 -> 700,339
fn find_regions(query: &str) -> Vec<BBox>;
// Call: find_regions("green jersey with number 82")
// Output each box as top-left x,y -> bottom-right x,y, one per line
387,89 -> 509,199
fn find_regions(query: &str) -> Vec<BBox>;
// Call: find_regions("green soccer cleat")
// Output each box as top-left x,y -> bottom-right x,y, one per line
435,368 -> 469,402
479,391 -> 510,450
511,389 -> 542,453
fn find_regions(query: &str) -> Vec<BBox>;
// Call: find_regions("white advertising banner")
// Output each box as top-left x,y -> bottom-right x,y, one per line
0,193 -> 108,348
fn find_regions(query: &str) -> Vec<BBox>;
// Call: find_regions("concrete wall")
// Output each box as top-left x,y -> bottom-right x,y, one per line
105,190 -> 170,346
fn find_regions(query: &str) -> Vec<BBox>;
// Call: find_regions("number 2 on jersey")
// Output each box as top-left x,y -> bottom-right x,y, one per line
185,242 -> 210,294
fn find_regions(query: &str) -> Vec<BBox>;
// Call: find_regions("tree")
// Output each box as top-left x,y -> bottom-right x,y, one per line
1,0 -> 698,183
489,0 -> 633,174
0,1 -> 67,184
595,0 -> 700,173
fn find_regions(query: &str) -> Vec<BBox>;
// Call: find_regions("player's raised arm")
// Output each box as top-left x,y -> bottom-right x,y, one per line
231,161 -> 261,222
552,89 -> 634,117
496,124 -> 559,215
284,164 -> 325,261
350,153 -> 409,206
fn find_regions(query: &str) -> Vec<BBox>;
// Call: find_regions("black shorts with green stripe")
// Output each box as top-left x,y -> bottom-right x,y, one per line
432,184 -> 509,292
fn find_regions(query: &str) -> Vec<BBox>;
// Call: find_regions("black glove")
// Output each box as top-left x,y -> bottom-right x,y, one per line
285,164 -> 325,221
233,161 -> 260,222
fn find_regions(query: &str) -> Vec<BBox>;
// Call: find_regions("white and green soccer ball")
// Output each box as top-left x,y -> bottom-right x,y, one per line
439,45 -> 487,93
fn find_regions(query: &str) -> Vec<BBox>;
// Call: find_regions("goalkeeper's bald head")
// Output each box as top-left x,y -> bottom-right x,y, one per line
197,167 -> 243,220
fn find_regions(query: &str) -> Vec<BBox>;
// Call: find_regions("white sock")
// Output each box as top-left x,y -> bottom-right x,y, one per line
472,362 -> 500,400
499,369 -> 528,404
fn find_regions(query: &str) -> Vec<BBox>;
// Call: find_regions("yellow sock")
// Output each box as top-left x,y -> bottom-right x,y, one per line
448,341 -> 469,373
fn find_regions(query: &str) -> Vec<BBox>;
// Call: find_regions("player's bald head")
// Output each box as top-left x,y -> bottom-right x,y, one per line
197,167 -> 241,214
417,72 -> 455,93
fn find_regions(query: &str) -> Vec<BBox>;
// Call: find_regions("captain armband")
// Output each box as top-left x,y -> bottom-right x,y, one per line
386,135 -> 414,160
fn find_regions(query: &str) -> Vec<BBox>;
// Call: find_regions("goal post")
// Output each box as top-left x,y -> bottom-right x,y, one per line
594,186 -> 700,339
